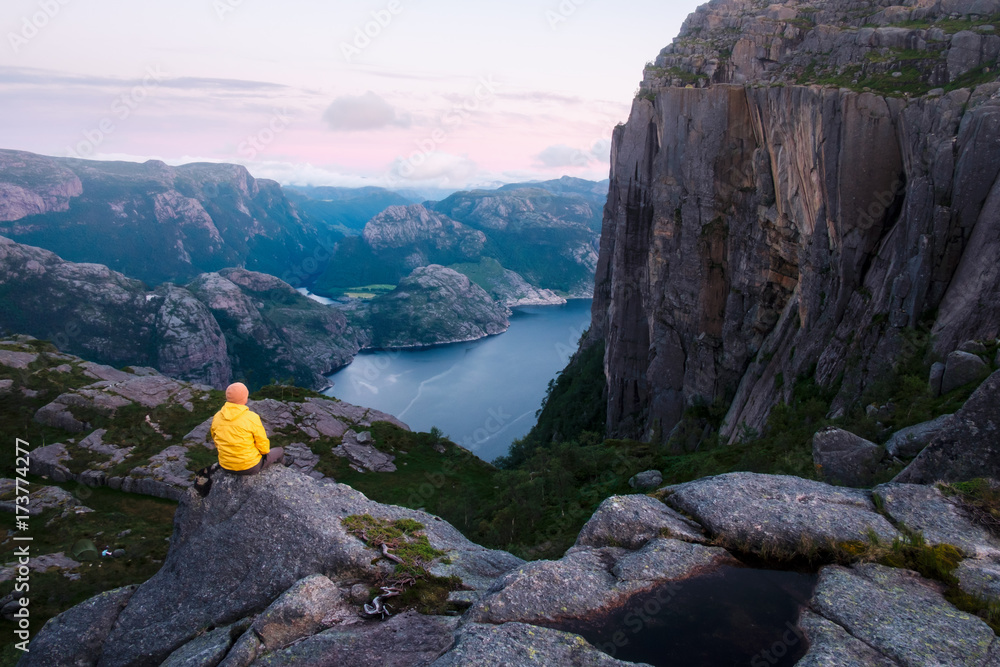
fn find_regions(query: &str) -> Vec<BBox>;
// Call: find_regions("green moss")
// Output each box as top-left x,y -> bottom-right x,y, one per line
0,482 -> 176,648
341,514 -> 461,614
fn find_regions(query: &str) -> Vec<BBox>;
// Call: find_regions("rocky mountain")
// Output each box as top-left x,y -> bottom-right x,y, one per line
349,265 -> 511,349
588,0 -> 1000,443
450,257 -> 567,307
0,237 -> 361,389
0,150 -> 334,286
313,182 -> 602,299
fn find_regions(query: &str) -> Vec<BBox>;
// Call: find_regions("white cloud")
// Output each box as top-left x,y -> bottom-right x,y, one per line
533,144 -> 595,169
388,151 -> 478,186
322,91 -> 410,132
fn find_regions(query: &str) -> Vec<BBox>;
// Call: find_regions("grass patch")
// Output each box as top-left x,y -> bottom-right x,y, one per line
251,384 -> 329,403
940,479 -> 1000,538
341,514 -> 461,615
0,482 -> 176,656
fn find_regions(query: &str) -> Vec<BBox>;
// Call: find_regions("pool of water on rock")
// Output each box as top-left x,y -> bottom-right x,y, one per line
546,566 -> 817,667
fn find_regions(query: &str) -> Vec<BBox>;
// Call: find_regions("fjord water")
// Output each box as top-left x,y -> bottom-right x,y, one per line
326,299 -> 592,462
549,567 -> 817,666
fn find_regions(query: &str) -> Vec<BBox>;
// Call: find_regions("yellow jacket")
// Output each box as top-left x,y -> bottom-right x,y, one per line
210,402 -> 271,472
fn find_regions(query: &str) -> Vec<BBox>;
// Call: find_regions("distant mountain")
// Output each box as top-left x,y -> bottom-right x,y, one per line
313,180 -> 604,298
0,150 -> 336,286
0,236 -> 362,389
283,185 -> 414,234
498,176 -> 610,203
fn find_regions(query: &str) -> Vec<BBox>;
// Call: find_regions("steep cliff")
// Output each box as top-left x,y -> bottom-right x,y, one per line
592,0 -> 1000,443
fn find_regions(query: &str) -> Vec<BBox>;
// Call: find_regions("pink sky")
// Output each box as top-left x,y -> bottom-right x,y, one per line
0,0 -> 702,190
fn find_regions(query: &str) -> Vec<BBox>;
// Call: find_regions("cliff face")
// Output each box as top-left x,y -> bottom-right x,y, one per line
592,0 -> 1000,442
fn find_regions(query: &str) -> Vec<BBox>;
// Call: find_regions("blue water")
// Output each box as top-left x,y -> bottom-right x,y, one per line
325,299 -> 593,462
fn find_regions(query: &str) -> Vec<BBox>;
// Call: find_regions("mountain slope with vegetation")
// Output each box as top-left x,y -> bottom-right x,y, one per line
0,150 -> 336,287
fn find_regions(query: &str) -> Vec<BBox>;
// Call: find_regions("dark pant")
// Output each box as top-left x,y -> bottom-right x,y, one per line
228,448 -> 285,476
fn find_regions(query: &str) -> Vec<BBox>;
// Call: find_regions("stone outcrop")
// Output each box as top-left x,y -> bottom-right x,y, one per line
662,473 -> 899,553
802,564 -> 1000,666
811,427 -> 885,486
353,265 -> 511,348
873,482 -> 1000,558
24,465 -> 524,667
588,0 -> 1000,444
3,342 -> 407,503
362,204 -> 486,258
941,350 -> 990,394
895,369 -> 1000,483
884,413 -> 953,458
574,494 -> 706,550
466,539 -> 736,626
0,239 -> 361,389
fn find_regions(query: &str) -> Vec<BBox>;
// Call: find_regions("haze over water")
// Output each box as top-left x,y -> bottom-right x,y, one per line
326,299 -> 592,462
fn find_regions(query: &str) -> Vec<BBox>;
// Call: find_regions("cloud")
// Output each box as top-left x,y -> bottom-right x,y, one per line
533,144 -> 594,169
389,151 -> 478,185
322,91 -> 410,132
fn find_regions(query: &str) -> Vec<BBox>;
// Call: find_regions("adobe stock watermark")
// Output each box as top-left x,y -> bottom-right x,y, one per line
213,0 -> 247,21
749,621 -> 806,666
8,0 -> 72,54
237,107 -> 293,160
65,66 -> 169,159
387,75 -> 501,185
340,0 -> 405,63
546,0 -> 587,30
458,406 -> 513,453
599,582 -> 682,658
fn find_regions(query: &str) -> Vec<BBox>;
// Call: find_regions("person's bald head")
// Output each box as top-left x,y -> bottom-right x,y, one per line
226,382 -> 249,405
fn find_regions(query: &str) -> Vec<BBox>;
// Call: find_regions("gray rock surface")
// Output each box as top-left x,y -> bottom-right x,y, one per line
249,611 -> 458,667
664,473 -> 899,554
627,470 -> 663,490
942,350 -> 989,394
452,257 -> 567,307
930,362 -> 947,396
80,466 -> 521,667
811,427 -> 884,486
431,622 -> 647,667
896,370 -> 1000,483
574,494 -> 706,550
874,482 -> 1000,558
333,430 -> 396,473
467,538 -> 734,626
810,564 -> 1000,665
884,414 -> 954,458
956,559 -> 1000,605
794,609 -> 900,667
16,585 -> 136,667
251,575 -> 349,651
161,622 -> 246,667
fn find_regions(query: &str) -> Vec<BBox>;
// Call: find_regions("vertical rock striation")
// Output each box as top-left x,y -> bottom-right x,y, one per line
592,0 -> 1000,442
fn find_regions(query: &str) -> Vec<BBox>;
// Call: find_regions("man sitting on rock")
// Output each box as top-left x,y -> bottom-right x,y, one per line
211,382 -> 284,475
